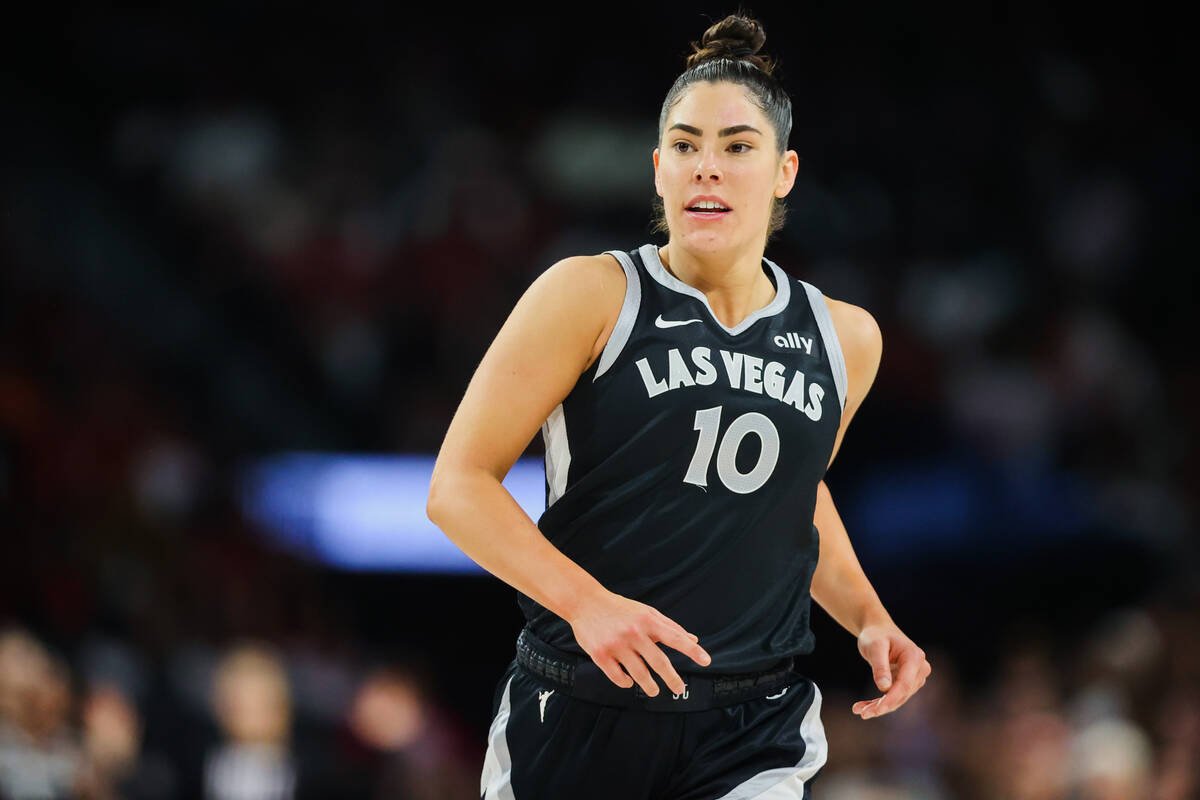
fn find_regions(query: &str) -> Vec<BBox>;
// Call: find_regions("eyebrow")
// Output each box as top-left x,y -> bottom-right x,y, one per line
669,123 -> 762,137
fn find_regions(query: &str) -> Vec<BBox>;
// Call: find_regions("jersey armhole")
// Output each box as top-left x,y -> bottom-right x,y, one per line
592,250 -> 642,382
799,280 -> 848,414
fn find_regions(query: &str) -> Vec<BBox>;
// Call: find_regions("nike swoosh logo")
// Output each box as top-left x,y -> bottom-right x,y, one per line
765,687 -> 789,700
655,314 -> 703,328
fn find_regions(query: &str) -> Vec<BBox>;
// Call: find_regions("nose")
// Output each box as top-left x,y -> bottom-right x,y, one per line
694,147 -> 722,182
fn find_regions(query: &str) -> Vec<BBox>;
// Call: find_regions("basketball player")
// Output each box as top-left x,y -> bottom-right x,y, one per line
427,13 -> 931,799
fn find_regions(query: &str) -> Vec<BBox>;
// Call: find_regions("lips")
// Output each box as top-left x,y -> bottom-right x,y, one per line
685,194 -> 731,213
684,208 -> 731,221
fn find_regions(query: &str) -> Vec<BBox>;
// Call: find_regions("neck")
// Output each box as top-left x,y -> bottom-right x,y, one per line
659,240 -> 776,329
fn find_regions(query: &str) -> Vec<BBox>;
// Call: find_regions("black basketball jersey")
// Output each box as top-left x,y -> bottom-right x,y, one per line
520,243 -> 849,675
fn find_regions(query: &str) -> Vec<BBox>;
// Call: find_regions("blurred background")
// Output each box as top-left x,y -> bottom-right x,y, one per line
0,1 -> 1195,798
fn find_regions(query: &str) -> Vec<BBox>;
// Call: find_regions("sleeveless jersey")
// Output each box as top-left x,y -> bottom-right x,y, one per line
521,243 -> 849,675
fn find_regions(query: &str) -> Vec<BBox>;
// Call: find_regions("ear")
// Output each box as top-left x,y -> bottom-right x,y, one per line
652,147 -> 663,197
774,149 -> 799,198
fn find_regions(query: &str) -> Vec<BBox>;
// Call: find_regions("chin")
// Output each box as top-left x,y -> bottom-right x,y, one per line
676,226 -> 743,255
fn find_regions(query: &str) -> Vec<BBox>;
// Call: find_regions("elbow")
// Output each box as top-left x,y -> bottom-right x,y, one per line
426,463 -> 473,525
426,467 -> 451,525
427,462 -> 497,526
426,477 -> 447,525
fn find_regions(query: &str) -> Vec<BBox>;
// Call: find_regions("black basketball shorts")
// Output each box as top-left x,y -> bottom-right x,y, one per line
479,656 -> 828,799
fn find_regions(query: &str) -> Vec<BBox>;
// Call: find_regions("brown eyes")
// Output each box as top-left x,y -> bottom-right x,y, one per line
671,141 -> 751,154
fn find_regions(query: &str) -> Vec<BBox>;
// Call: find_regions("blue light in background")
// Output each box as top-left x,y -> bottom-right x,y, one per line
239,449 -> 1099,575
840,452 -> 1097,567
239,454 -> 546,573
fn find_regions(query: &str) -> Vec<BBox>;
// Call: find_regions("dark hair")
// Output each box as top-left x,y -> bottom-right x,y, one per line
651,13 -> 793,241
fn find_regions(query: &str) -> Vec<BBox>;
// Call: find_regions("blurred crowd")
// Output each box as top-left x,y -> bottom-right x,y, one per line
1,598 -> 1197,799
1,2 -> 1196,799
816,597 -> 1200,800
0,628 -> 479,800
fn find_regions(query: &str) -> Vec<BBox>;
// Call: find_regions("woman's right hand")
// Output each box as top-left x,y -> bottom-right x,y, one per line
568,591 -> 712,697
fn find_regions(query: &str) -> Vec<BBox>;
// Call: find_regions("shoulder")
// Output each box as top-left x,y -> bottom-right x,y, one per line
825,297 -> 881,363
820,293 -> 882,407
533,253 -> 627,304
528,252 -> 629,369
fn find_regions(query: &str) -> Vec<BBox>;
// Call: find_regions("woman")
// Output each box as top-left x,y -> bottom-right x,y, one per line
427,13 -> 931,799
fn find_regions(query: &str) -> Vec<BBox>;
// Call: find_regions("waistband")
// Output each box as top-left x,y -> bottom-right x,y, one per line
515,626 -> 800,712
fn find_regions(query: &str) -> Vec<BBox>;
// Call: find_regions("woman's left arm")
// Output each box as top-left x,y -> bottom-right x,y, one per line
809,299 -> 932,720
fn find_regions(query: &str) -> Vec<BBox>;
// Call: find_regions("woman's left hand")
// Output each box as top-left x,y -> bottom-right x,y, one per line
852,622 -> 931,720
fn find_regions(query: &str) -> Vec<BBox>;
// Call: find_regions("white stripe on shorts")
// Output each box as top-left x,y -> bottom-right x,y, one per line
480,675 -> 517,800
714,681 -> 828,799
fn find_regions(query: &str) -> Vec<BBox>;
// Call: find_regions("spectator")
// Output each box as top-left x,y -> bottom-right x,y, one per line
203,643 -> 296,800
346,662 -> 478,800
0,629 -> 81,800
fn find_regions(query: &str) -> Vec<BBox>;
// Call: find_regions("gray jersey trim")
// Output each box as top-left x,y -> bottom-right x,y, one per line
479,675 -> 516,799
713,682 -> 828,799
639,244 -> 791,336
799,281 -> 848,414
541,403 -> 570,507
593,250 -> 642,381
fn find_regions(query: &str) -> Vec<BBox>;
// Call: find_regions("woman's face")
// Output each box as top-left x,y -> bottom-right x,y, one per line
654,80 -> 797,256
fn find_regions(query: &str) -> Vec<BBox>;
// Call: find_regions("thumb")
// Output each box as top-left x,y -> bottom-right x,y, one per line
863,638 -> 892,691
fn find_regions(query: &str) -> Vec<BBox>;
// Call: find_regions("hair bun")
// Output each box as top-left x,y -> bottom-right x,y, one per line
686,14 -> 773,75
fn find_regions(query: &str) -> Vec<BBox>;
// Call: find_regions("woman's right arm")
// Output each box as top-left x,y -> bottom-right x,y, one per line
426,254 -> 710,697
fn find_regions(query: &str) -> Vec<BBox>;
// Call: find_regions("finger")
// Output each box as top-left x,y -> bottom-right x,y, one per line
637,638 -> 688,696
872,651 -> 924,716
652,611 -> 704,648
595,654 -> 634,690
618,648 -> 660,697
851,658 -> 902,712
852,697 -> 884,714
861,638 -> 892,692
655,625 -> 712,667
854,661 -> 929,717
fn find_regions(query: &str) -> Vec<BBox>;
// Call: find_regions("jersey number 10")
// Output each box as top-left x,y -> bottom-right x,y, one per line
683,405 -> 780,494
